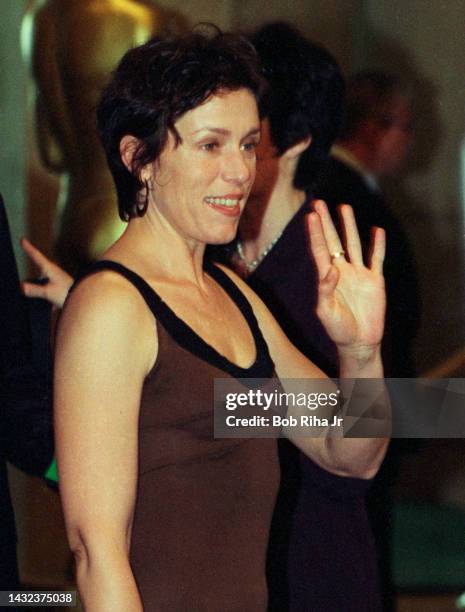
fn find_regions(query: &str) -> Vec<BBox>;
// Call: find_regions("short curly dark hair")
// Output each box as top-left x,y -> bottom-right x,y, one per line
251,22 -> 345,190
97,26 -> 265,221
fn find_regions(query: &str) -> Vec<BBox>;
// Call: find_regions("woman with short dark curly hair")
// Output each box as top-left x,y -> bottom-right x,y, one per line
53,28 -> 387,611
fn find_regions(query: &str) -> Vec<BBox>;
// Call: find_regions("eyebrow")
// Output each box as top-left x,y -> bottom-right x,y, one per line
192,127 -> 261,139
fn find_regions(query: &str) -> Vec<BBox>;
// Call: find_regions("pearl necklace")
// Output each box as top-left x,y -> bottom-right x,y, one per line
235,230 -> 284,274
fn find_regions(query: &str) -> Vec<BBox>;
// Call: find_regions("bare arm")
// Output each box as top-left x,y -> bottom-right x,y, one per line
221,201 -> 389,479
54,272 -> 156,611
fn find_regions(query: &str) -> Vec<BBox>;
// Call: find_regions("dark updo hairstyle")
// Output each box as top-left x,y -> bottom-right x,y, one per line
97,26 -> 265,221
251,22 -> 345,190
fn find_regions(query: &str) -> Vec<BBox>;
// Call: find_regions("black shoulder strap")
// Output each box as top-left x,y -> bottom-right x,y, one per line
72,259 -> 275,377
203,261 -> 268,353
72,260 -> 165,320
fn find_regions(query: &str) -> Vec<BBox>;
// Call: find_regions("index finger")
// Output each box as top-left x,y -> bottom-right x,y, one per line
20,238 -> 52,275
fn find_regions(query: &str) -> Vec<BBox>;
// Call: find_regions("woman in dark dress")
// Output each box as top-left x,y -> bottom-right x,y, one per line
27,30 -> 388,611
227,24 -> 385,612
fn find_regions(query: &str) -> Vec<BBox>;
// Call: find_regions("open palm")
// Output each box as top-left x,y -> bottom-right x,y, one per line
308,200 -> 386,351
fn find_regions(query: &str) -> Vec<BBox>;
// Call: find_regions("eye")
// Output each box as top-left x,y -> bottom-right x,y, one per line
201,142 -> 219,151
241,141 -> 258,152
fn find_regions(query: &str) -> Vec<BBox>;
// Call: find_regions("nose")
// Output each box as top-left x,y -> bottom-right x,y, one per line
222,149 -> 254,185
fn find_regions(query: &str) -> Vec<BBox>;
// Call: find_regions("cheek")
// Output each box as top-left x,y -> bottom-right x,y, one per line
388,139 -> 409,167
153,161 -> 174,189
389,130 -> 409,151
380,134 -> 399,158
193,157 -> 223,183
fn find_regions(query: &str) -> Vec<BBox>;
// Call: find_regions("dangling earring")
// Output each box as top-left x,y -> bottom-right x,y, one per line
136,178 -> 151,216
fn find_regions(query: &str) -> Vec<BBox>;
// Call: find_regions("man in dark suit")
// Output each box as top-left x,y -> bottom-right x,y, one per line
0,194 -> 53,591
315,72 -> 421,612
314,71 -> 420,377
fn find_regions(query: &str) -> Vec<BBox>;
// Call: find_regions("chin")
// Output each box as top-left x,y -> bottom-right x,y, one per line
204,225 -> 238,246
206,233 -> 237,247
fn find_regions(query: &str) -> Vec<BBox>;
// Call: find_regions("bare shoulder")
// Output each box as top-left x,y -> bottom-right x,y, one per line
62,270 -> 150,328
58,270 -> 157,375
66,269 -> 144,307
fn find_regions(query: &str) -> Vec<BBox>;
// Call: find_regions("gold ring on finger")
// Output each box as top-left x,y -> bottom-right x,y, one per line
330,250 -> 345,261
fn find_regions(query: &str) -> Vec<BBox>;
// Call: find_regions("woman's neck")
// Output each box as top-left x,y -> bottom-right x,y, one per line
104,211 -> 209,289
238,178 -> 306,265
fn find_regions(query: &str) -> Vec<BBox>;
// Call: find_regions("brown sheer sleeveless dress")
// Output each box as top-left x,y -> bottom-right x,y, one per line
77,260 -> 280,611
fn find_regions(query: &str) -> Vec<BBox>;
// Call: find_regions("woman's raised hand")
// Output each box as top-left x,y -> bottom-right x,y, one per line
307,200 -> 386,354
20,238 -> 73,308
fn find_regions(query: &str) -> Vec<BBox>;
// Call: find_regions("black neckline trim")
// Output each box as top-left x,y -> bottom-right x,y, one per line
73,259 -> 273,379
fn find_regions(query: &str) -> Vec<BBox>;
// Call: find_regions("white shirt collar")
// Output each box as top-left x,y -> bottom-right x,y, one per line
331,145 -> 380,193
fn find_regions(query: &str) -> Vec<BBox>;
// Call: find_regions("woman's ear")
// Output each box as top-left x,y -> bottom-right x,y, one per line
119,135 -> 140,172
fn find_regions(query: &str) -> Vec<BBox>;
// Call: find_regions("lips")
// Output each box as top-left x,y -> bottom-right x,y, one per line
204,195 -> 243,217
205,196 -> 240,207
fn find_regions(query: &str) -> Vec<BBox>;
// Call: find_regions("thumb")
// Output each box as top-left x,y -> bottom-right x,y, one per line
21,280 -> 48,300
